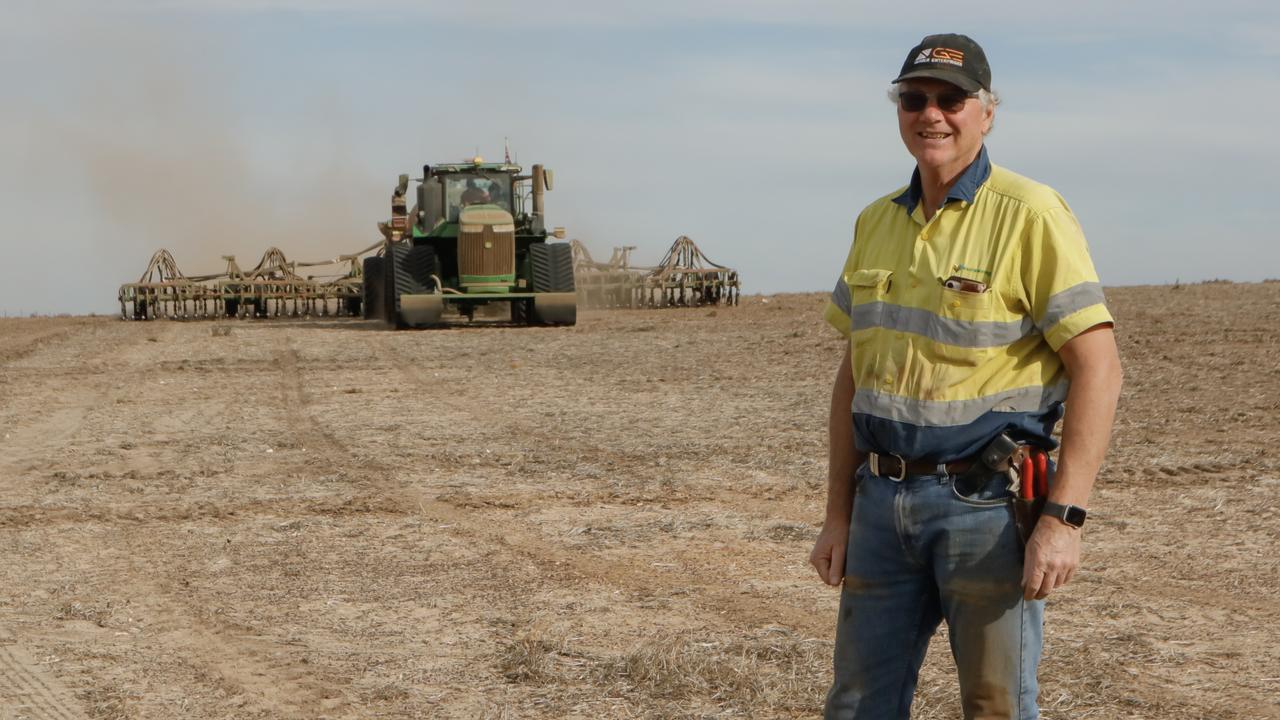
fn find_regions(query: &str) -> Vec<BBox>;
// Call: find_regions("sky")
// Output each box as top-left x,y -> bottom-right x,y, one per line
2,0 -> 1278,315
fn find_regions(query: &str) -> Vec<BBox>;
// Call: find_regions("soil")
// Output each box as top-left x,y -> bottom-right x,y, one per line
0,283 -> 1277,719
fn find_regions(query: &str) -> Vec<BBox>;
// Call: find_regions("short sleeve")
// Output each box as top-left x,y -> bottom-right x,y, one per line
1020,207 -> 1114,351
824,216 -> 861,339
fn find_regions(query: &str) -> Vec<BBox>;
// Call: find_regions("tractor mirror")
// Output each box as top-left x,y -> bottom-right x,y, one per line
544,169 -> 554,191
397,174 -> 409,193
553,227 -> 566,239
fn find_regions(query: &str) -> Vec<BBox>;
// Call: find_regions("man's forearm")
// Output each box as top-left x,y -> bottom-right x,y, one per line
1052,327 -> 1123,508
826,347 -> 864,522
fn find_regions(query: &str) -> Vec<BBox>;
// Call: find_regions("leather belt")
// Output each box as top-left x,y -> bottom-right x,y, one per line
868,452 -> 975,481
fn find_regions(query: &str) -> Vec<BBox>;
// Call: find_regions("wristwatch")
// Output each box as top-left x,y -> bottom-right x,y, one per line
1042,500 -> 1087,529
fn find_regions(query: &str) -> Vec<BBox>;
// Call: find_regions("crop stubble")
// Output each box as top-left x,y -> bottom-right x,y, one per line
0,283 -> 1277,719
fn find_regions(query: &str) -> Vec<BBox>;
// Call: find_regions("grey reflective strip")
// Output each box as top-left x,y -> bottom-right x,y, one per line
831,278 -> 852,317
871,302 -> 1033,348
851,301 -> 1033,347
1039,282 -> 1106,331
850,303 -> 877,332
853,382 -> 1069,428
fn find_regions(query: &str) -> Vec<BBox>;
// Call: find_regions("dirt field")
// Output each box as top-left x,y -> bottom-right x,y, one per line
1,283 -> 1277,719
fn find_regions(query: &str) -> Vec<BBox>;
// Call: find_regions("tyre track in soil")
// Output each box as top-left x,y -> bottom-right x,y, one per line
84,328 -> 807,717
0,320 -> 157,508
0,323 -> 151,720
0,318 -> 101,368
123,333 -> 432,716
71,334 -> 364,720
66,331 -> 415,718
0,325 -> 138,478
369,335 -> 819,632
0,640 -> 88,720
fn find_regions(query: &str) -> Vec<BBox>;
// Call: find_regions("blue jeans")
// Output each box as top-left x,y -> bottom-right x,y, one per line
824,463 -> 1043,719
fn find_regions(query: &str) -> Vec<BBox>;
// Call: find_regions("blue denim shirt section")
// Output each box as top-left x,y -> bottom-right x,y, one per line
853,403 -> 1065,464
891,145 -> 991,215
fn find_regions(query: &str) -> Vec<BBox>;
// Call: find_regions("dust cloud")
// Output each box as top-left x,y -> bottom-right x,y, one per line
4,11 -> 383,313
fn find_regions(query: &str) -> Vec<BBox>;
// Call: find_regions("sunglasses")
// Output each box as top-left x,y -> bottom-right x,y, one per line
897,88 -> 976,113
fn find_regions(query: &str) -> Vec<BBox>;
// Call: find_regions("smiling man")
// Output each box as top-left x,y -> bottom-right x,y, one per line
810,34 -> 1123,719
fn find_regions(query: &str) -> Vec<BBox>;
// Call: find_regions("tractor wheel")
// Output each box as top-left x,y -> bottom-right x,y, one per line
404,245 -> 440,293
390,242 -> 439,295
529,243 -> 577,326
510,298 -> 531,325
529,242 -> 575,293
362,256 -> 384,320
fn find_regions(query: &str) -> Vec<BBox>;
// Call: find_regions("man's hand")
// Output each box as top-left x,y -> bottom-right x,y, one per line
1021,518 -> 1081,599
810,520 -> 850,587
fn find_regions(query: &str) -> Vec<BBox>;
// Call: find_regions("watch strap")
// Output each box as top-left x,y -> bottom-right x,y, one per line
1042,500 -> 1087,528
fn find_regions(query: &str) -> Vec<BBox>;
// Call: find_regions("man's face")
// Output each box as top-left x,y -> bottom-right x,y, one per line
896,78 -> 993,178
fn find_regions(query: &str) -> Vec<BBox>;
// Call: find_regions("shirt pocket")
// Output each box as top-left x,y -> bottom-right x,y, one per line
933,284 -> 996,365
845,268 -> 893,331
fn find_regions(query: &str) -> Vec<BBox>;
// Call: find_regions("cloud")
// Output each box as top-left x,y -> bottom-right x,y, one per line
14,0 -> 1276,35
4,0 -> 1279,312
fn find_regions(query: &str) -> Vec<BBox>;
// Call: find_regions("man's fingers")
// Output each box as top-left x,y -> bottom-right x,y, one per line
1034,569 -> 1061,600
809,544 -> 832,583
827,544 -> 846,586
1022,566 -> 1044,601
809,542 -> 844,587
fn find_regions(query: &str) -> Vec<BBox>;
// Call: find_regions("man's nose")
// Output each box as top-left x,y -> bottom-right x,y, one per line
919,102 -> 945,121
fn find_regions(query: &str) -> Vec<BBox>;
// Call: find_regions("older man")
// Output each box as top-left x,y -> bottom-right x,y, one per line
810,34 -> 1122,719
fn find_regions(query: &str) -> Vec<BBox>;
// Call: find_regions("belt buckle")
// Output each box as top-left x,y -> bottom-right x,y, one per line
871,452 -> 908,482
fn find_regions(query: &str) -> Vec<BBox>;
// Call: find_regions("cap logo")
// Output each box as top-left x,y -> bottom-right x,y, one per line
914,47 -> 965,68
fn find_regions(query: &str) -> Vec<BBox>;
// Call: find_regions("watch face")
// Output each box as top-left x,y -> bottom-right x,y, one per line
1063,505 -> 1087,527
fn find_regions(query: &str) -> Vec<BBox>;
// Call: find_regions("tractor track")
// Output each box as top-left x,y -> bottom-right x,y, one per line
0,318 -> 102,369
0,323 -> 156,720
367,335 -> 822,632
3,328 -> 373,719
113,564 -> 351,719
0,640 -> 88,720
33,334 -> 374,718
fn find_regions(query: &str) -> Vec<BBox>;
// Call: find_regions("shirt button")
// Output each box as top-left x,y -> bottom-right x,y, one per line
950,300 -> 961,308
883,375 -> 894,385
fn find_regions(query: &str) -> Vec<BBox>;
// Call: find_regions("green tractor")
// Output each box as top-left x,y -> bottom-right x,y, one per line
362,158 -> 576,327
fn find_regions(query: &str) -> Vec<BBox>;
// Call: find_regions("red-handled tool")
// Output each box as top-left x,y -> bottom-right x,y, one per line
1020,454 -> 1036,500
1033,449 -> 1049,498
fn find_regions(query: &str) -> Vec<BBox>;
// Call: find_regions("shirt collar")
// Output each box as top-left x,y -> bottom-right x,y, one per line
891,145 -> 991,214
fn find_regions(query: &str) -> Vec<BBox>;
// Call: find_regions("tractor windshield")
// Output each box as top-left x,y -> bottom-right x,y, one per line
444,172 -> 514,221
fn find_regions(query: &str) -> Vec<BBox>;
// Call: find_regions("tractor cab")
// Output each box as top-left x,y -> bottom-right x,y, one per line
366,156 -> 574,327
417,165 -> 519,229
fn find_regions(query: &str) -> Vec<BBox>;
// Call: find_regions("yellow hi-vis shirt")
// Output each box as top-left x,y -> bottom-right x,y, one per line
824,149 -> 1113,462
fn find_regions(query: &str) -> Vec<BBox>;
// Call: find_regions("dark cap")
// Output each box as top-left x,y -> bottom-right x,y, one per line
892,33 -> 991,93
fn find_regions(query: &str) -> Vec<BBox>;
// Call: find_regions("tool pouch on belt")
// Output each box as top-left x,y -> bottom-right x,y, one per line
1012,447 -> 1052,546
958,433 -> 1049,546
1013,496 -> 1046,546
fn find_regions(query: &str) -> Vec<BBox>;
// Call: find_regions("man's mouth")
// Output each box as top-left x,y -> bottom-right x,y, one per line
918,132 -> 950,139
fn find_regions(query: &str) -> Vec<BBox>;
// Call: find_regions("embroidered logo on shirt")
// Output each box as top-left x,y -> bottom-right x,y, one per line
953,263 -> 992,278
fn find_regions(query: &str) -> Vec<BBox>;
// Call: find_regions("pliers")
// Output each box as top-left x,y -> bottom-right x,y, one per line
1020,449 -> 1049,500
